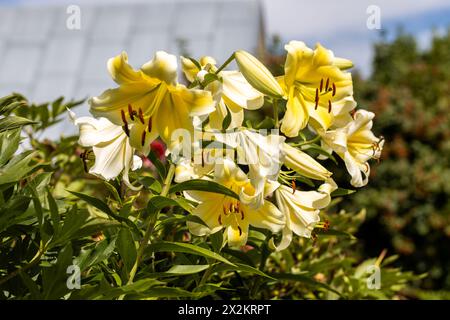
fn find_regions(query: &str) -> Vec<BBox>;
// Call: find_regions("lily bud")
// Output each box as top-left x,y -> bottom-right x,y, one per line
282,143 -> 332,181
234,50 -> 284,98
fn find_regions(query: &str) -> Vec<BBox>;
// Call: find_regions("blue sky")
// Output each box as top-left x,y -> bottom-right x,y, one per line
2,0 -> 450,76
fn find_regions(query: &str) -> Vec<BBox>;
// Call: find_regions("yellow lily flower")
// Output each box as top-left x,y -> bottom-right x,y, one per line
318,109 -> 384,187
279,41 -> 356,137
180,56 -> 264,130
186,159 -> 285,248
89,51 -> 215,154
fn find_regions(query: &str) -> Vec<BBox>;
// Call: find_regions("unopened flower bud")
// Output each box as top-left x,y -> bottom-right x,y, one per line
234,50 -> 284,98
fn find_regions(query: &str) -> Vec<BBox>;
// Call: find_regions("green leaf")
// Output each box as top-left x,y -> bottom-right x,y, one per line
0,151 -> 39,185
147,195 -> 194,216
166,264 -> 210,275
210,230 -> 224,252
147,150 -> 166,180
202,73 -> 220,87
67,191 -> 139,235
331,188 -> 356,197
0,128 -> 21,166
75,238 -> 117,272
0,116 -> 37,133
148,241 -> 236,266
216,263 -> 276,280
117,228 -> 137,274
0,93 -> 27,115
269,273 -> 341,296
103,180 -> 122,204
139,176 -> 162,193
221,106 -> 232,131
42,243 -> 74,299
47,189 -> 60,234
67,190 -> 113,215
170,179 -> 239,200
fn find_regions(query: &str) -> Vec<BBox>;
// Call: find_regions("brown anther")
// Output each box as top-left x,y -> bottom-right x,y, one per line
292,180 -> 296,194
218,214 -> 222,225
240,210 -> 244,220
148,117 -> 152,132
237,226 -> 242,236
324,219 -> 330,231
128,104 -> 135,121
138,108 -> 145,124
325,78 -> 330,92
328,100 -> 332,113
319,78 -> 323,92
332,83 -> 336,96
122,124 -> 130,137
121,109 -> 127,125
314,88 -> 319,110
350,109 -> 356,118
141,130 -> 146,146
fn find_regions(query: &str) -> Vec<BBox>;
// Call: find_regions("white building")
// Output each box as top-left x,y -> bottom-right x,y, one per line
0,0 -> 265,135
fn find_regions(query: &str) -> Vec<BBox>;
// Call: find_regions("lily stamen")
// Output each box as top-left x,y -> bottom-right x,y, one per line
148,117 -> 153,132
138,108 -> 145,124
141,130 -> 146,146
325,78 -> 330,92
122,124 -> 130,137
315,88 -> 319,109
332,83 -> 336,96
328,100 -> 332,113
291,180 -> 296,194
128,104 -> 135,121
121,109 -> 127,125
319,78 -> 323,92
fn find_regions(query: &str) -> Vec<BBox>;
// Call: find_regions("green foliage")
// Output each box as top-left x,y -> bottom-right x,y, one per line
0,93 -> 421,300
345,30 -> 450,290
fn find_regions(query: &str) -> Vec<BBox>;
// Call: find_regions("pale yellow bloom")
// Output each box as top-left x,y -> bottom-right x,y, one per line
271,179 -> 337,251
186,159 -> 285,248
279,41 -> 356,137
181,56 -> 264,130
89,51 -> 215,154
318,109 -> 384,187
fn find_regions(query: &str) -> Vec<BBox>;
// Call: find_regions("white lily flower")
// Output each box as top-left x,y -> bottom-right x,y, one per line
271,179 -> 337,251
318,109 -> 384,187
69,110 -> 142,190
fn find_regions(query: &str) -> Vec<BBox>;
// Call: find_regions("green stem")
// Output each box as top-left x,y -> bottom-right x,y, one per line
292,135 -> 321,147
199,264 -> 214,287
120,162 -> 176,296
215,53 -> 235,74
273,99 -> 279,129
